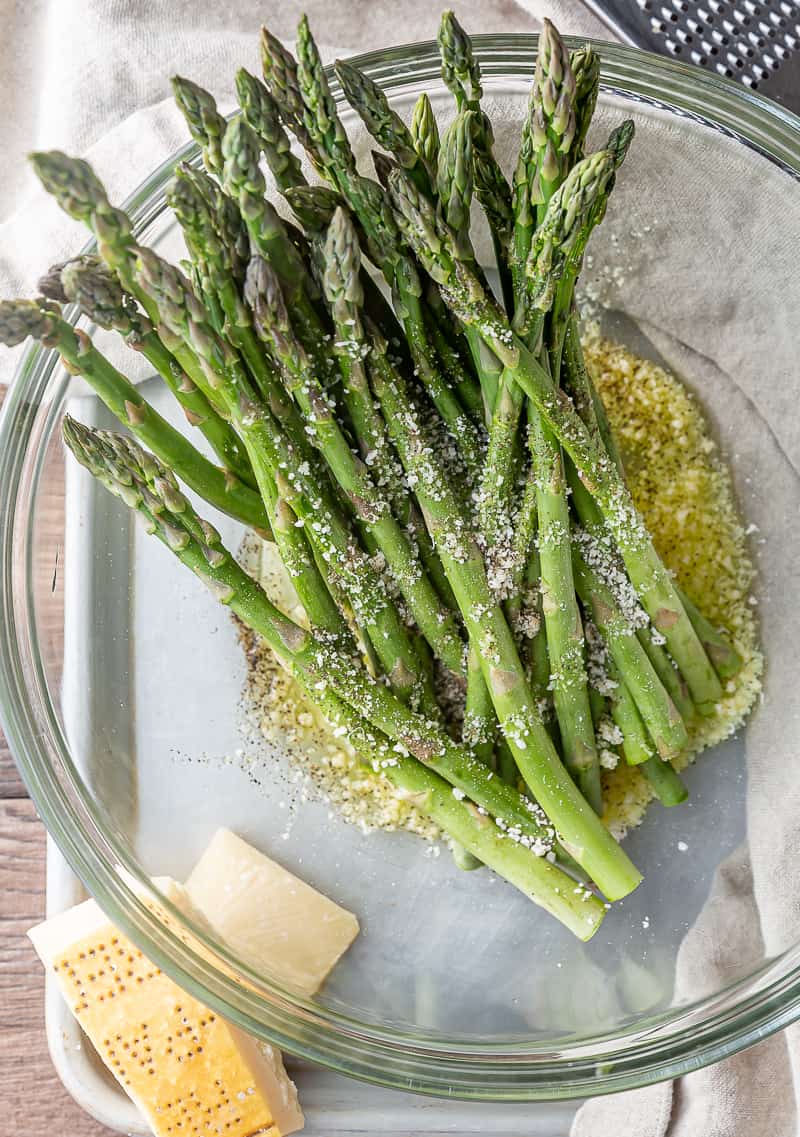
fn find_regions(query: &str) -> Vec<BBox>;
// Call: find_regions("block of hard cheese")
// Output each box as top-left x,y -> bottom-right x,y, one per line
186,829 -> 359,996
29,882 -> 304,1137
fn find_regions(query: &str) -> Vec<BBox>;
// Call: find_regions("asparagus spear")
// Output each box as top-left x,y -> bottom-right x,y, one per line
389,167 -> 723,714
235,68 -> 307,193
484,155 -> 613,811
41,254 -> 255,488
463,641 -> 496,764
29,151 -> 245,432
317,219 -> 640,893
64,416 -> 604,935
321,210 -> 458,612
0,300 -> 269,532
262,18 -> 485,482
512,19 -> 576,298
167,161 -> 320,441
245,255 -> 466,676
435,109 -> 503,419
438,11 -> 514,311
607,657 -> 692,811
335,60 -> 433,195
562,321 -> 743,682
569,46 -> 601,166
220,116 -> 330,368
171,75 -> 228,176
572,534 -> 688,758
410,93 -> 440,181
677,589 -> 743,680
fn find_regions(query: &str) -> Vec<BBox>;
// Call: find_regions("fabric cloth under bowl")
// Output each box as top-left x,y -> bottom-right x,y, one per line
0,4 -> 798,1136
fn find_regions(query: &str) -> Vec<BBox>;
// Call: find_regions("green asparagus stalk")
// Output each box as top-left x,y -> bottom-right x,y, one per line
563,319 -> 743,683
481,157 -> 615,810
636,627 -> 695,723
546,121 -> 635,382
324,206 -> 497,777
43,254 -> 255,488
677,589 -> 743,680
259,26 -> 319,156
484,151 -> 613,557
167,162 -> 317,437
463,640 -> 496,764
587,620 -> 689,804
640,752 -> 689,807
235,68 -> 307,193
321,209 -> 458,611
262,19 -> 485,482
326,220 -> 635,888
29,151 -> 243,432
365,325 -> 639,897
529,20 -> 576,222
512,19 -> 576,295
569,46 -> 601,166
610,664 -> 692,812
533,428 -> 602,811
220,116 -> 329,370
245,255 -> 466,676
434,109 -> 501,418
606,660 -> 653,767
131,242 -> 437,711
171,76 -> 228,176
438,11 -> 514,311
335,60 -> 433,195
0,300 -> 268,532
410,93 -> 440,182
572,535 -> 688,758
389,166 -> 723,714
64,415 -> 604,936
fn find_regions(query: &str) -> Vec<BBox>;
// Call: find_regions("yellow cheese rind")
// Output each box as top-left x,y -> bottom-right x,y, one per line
185,829 -> 359,996
29,898 -> 304,1137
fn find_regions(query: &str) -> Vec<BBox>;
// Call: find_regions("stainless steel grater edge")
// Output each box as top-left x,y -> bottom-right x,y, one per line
583,0 -> 800,113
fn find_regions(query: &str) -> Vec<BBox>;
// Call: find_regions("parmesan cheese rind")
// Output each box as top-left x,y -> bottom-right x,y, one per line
29,886 -> 304,1137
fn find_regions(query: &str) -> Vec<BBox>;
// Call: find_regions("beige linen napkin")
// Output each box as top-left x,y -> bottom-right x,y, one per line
1,4 -> 797,1136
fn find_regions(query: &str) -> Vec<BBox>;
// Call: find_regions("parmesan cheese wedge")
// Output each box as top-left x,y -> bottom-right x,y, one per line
29,883 -> 304,1137
185,829 -> 359,996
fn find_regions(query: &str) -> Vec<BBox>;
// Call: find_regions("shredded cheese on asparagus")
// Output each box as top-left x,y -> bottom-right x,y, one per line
239,330 -> 762,844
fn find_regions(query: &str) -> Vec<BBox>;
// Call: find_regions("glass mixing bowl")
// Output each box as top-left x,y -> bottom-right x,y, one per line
1,35 -> 799,1102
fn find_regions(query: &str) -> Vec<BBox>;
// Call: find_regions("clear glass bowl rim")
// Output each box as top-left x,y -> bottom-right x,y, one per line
1,33 -> 799,1102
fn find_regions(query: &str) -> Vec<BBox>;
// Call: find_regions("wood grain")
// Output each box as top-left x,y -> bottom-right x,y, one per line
0,385 -> 115,1133
0,799 -> 115,1135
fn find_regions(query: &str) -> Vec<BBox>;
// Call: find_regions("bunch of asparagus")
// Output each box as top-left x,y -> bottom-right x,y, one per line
0,14 -> 744,939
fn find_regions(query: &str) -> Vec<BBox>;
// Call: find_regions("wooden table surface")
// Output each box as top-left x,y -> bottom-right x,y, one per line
0,384 -> 114,1135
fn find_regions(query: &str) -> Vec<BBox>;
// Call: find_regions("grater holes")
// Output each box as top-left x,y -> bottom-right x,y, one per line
635,0 -> 800,85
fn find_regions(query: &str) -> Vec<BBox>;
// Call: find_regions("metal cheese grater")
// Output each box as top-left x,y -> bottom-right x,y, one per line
583,0 -> 800,112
